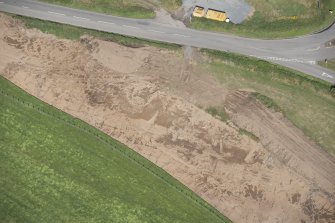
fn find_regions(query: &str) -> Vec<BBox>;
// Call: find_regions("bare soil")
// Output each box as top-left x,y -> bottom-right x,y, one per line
1,13 -> 334,223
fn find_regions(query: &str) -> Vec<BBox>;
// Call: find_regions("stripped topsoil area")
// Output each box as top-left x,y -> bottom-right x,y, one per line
1,14 -> 334,223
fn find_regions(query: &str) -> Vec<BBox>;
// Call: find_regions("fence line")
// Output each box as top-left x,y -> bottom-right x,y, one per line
0,90 -> 231,223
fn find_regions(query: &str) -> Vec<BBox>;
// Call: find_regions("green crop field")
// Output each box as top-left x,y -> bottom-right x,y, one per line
0,76 -> 231,223
190,0 -> 335,38
202,49 -> 335,156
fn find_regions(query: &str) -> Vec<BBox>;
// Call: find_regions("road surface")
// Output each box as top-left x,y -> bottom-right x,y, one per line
1,0 -> 335,83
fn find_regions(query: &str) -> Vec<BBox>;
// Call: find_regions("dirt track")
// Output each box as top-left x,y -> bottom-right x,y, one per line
1,14 -> 334,223
226,91 -> 335,193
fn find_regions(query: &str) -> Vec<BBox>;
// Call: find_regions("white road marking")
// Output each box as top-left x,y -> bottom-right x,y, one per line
321,72 -> 334,79
98,21 -> 115,25
22,6 -> 29,9
48,11 -> 65,16
148,29 -> 165,34
172,33 -> 190,38
251,55 -> 316,65
307,46 -> 320,51
122,25 -> 139,29
73,16 -> 89,20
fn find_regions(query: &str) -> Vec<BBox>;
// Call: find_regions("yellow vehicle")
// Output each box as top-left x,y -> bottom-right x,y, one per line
205,8 -> 227,22
192,6 -> 205,17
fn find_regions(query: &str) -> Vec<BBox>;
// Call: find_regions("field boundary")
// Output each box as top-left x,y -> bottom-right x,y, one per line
0,84 -> 232,223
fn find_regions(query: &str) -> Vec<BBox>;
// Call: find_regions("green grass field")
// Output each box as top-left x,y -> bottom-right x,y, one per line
319,59 -> 335,72
159,0 -> 183,11
202,49 -> 335,156
190,0 -> 335,38
0,76 -> 231,223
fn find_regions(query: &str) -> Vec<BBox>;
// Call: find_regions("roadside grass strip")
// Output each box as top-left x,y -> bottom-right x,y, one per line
14,15 -> 180,50
203,49 -> 335,156
40,0 -> 155,19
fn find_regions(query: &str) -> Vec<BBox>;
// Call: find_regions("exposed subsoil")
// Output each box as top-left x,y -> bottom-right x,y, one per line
0,13 -> 334,223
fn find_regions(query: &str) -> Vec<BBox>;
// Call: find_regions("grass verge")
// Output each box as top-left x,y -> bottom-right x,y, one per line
159,0 -> 183,11
14,15 -> 180,50
40,0 -> 155,19
318,59 -> 335,72
205,106 -> 260,142
0,75 -> 231,223
190,0 -> 335,38
238,128 -> 260,142
202,49 -> 335,156
205,107 -> 229,122
251,92 -> 283,113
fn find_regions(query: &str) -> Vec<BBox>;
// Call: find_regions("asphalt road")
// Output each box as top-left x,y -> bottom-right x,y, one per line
1,0 -> 335,83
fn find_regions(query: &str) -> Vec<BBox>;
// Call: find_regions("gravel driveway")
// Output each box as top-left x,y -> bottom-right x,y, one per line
182,0 -> 252,24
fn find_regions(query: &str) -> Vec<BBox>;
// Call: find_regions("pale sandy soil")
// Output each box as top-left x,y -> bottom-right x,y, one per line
0,13 -> 334,223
